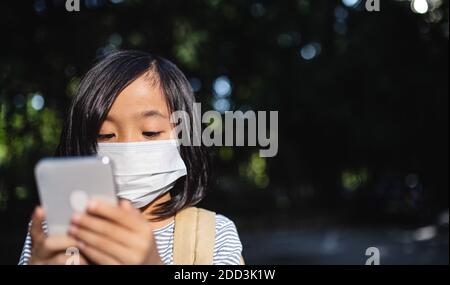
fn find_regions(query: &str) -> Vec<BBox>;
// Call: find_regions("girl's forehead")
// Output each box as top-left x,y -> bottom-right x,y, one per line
107,74 -> 170,117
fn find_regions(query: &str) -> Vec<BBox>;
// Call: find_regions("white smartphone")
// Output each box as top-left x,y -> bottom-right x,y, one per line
34,156 -> 117,235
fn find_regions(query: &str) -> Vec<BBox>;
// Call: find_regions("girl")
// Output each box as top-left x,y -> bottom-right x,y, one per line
18,50 -> 243,265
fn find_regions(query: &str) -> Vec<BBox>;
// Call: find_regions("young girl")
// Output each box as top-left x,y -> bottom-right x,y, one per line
18,50 -> 243,265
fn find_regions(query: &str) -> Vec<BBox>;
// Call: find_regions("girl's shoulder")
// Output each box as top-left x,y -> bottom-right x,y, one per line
214,213 -> 242,242
212,213 -> 243,264
215,213 -> 238,230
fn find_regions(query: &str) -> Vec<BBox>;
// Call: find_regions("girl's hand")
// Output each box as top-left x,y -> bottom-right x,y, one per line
68,199 -> 163,265
28,207 -> 88,265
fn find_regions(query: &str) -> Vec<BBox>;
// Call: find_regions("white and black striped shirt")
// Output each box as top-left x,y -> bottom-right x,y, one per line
18,214 -> 243,265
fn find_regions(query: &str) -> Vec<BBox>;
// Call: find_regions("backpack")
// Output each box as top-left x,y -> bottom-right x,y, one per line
172,207 -> 245,265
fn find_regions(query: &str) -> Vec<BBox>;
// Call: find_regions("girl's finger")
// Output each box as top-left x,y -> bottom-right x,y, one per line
46,253 -> 73,265
69,226 -> 133,264
70,213 -> 139,248
42,235 -> 78,252
44,250 -> 89,265
86,200 -> 144,231
30,207 -> 46,246
76,240 -> 120,265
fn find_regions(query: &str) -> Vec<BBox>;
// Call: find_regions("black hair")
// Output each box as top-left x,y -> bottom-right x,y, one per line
55,50 -> 210,220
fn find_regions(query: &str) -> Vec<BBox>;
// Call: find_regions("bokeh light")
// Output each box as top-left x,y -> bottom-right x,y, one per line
342,0 -> 361,8
411,0 -> 429,14
31,93 -> 45,111
300,42 -> 322,60
213,75 -> 232,98
212,98 -> 231,113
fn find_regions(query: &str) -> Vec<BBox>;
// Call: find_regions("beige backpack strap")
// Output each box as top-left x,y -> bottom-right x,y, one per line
193,208 -> 216,264
173,207 -> 197,265
173,207 -> 216,265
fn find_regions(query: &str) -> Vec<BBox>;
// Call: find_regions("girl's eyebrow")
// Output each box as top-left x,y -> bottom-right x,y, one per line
139,109 -> 167,119
105,110 -> 166,122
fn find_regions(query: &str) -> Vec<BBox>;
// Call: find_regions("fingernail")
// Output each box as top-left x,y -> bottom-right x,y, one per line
77,241 -> 85,249
88,200 -> 97,211
68,225 -> 78,235
71,213 -> 81,224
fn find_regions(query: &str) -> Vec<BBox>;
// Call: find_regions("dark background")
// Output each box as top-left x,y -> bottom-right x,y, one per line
0,0 -> 448,264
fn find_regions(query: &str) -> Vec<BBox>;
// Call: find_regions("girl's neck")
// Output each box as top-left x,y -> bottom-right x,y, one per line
139,192 -> 174,229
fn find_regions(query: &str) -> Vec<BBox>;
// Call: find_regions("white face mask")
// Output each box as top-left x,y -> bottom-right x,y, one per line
96,139 -> 187,208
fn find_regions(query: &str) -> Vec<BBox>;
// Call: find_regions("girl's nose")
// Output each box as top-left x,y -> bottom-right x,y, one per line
116,130 -> 146,143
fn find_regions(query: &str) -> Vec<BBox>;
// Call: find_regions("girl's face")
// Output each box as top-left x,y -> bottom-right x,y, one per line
97,74 -> 173,143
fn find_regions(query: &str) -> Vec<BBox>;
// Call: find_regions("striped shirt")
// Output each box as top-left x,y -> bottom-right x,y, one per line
18,214 -> 243,265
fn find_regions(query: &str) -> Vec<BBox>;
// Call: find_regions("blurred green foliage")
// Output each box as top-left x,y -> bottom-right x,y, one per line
0,0 -> 448,238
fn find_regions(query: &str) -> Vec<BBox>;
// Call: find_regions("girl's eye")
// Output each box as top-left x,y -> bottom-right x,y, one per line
97,133 -> 115,140
143,131 -> 161,138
